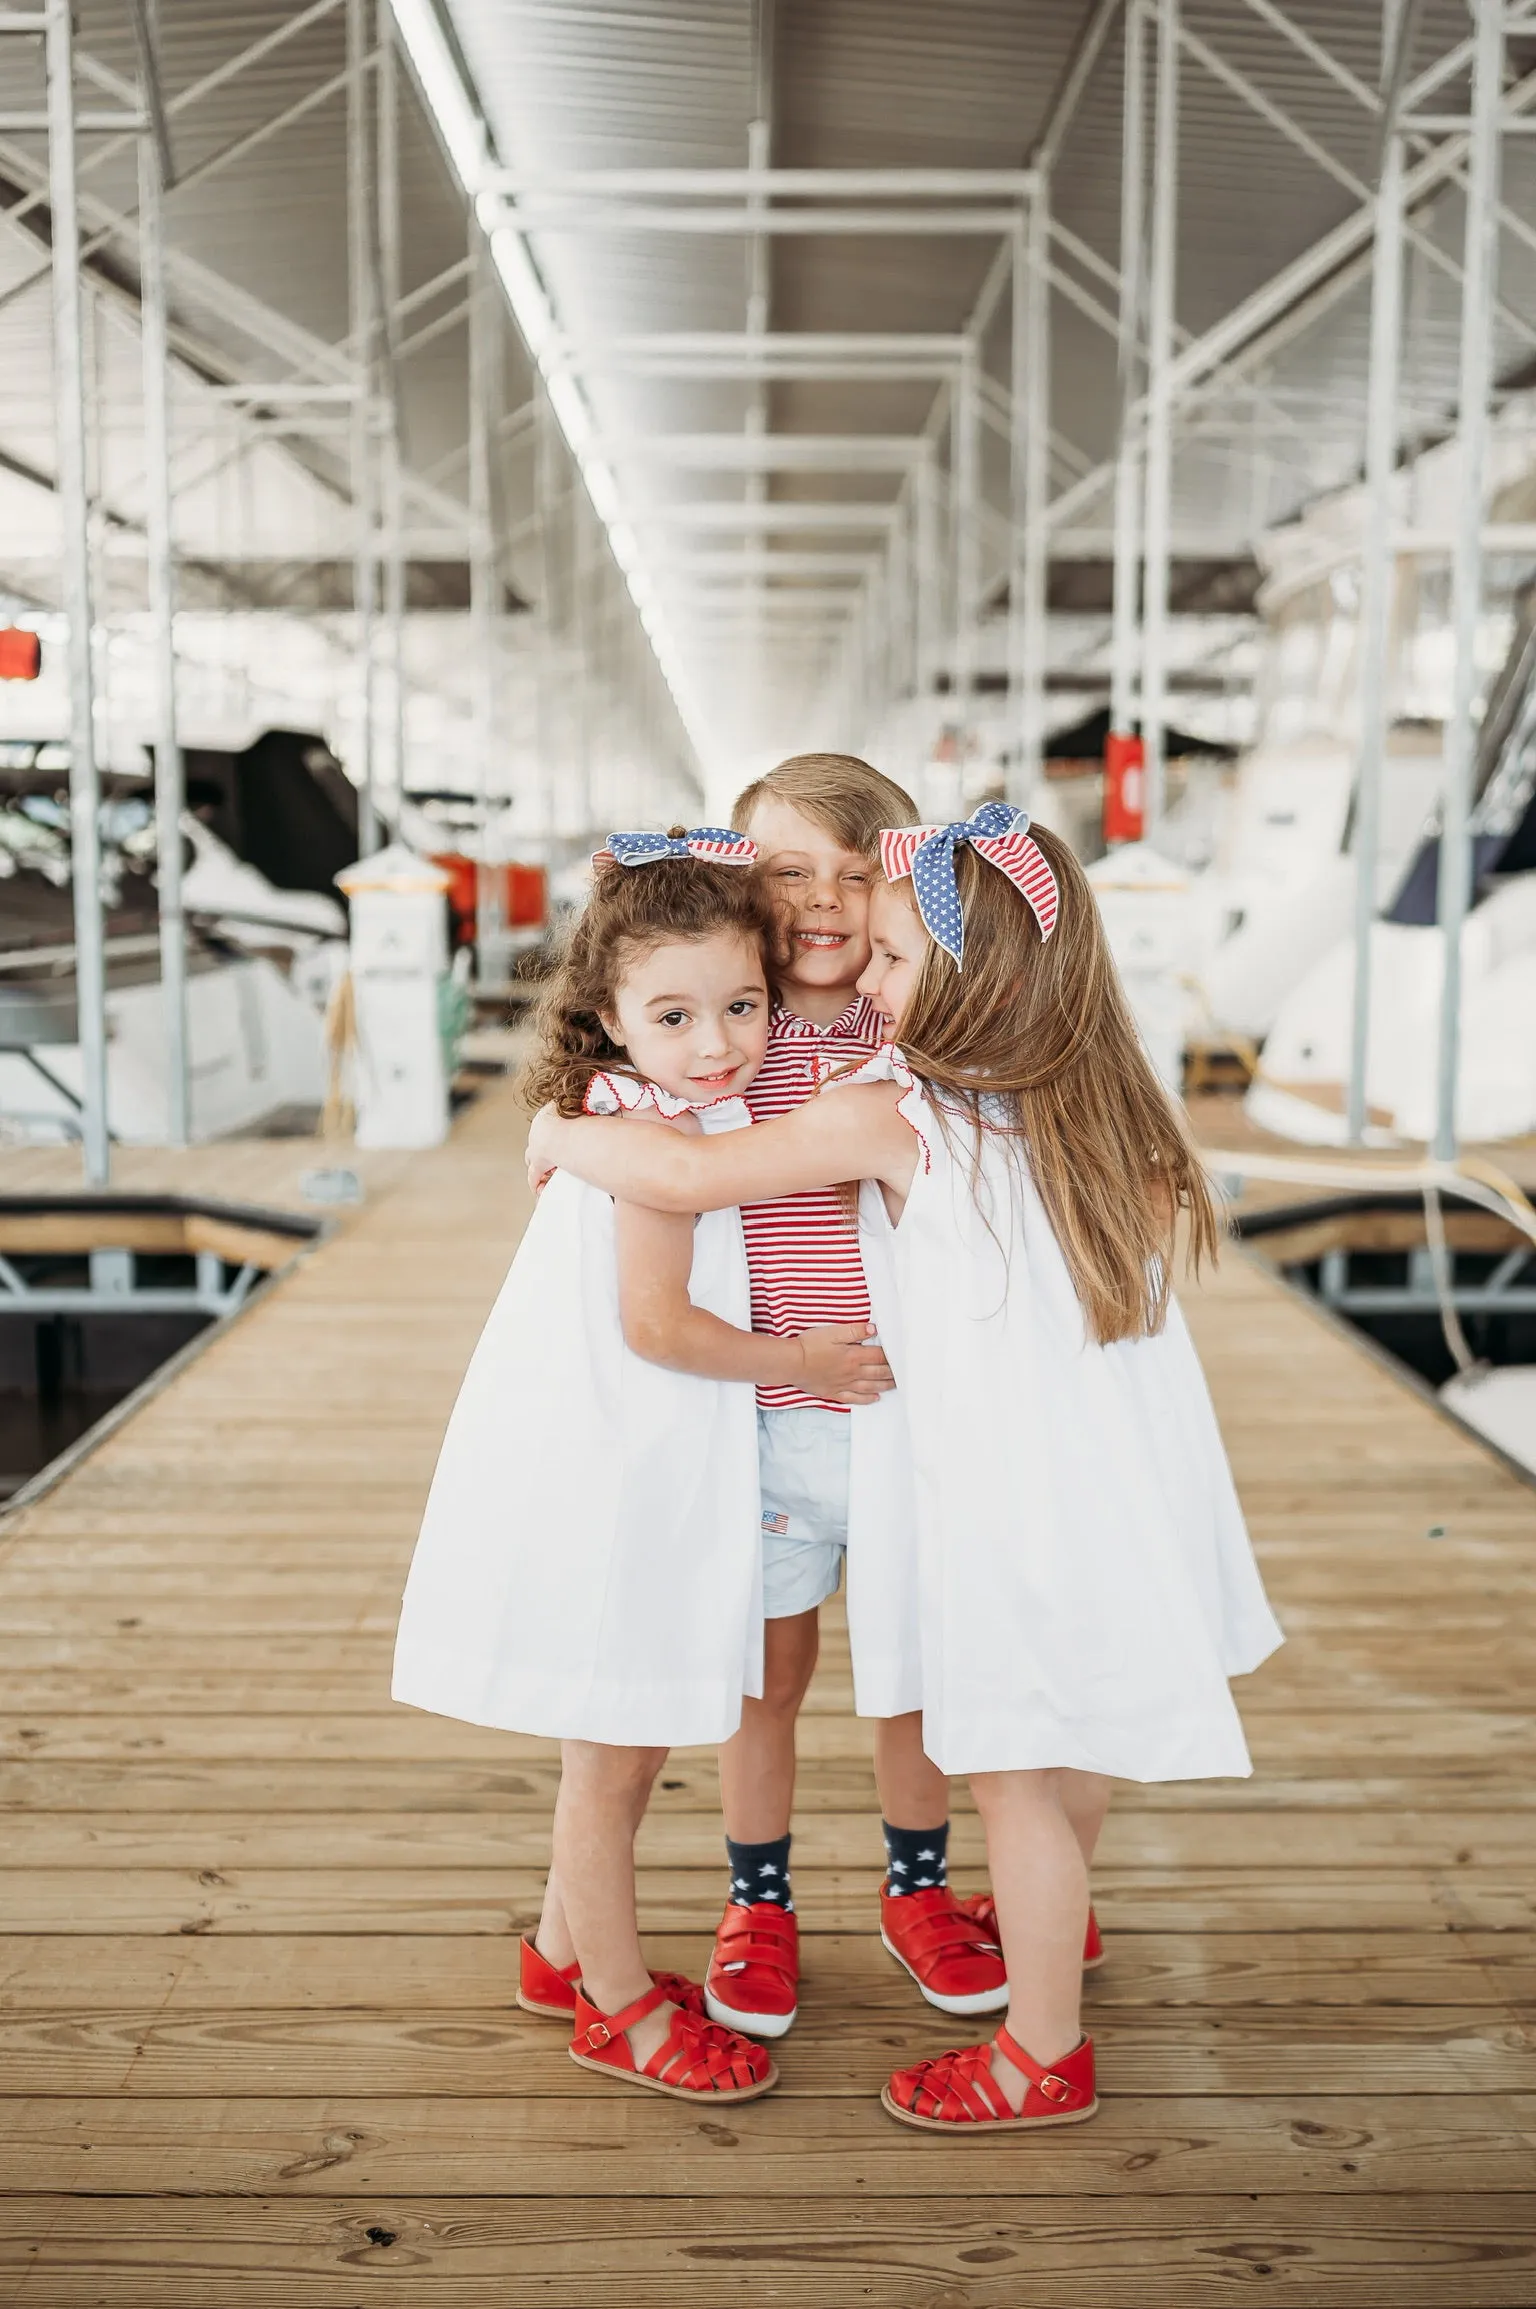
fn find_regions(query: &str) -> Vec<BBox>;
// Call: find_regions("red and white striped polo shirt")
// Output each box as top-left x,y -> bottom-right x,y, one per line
741,995 -> 885,1413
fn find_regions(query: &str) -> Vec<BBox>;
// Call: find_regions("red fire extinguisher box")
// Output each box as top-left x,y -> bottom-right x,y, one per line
429,856 -> 549,945
1103,732 -> 1145,845
505,862 -> 547,929
0,629 -> 42,681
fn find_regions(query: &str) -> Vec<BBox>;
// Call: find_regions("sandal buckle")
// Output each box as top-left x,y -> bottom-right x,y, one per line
1036,2070 -> 1072,2104
584,2020 -> 612,2050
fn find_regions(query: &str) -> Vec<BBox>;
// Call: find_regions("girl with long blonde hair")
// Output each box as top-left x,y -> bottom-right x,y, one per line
528,802 -> 1282,2135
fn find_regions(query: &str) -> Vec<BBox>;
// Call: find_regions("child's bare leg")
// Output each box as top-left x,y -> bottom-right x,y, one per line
872,1710 -> 948,1830
970,1767 -> 1088,2105
548,1738 -> 675,2067
718,1608 -> 819,1840
1061,1767 -> 1112,1869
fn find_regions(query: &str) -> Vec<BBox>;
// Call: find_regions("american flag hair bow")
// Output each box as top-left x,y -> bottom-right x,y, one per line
880,801 -> 1059,966
602,826 -> 759,868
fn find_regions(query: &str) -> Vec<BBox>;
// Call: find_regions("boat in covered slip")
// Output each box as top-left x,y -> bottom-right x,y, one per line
0,731 -> 353,1147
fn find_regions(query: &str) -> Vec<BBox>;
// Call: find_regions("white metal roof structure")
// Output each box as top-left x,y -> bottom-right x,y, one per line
1,0 -> 1534,1178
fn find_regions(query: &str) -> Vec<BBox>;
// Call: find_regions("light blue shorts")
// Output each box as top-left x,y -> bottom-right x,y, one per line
758,1405 -> 850,1620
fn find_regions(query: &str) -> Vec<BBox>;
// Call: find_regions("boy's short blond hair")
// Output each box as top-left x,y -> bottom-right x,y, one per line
732,752 -> 918,859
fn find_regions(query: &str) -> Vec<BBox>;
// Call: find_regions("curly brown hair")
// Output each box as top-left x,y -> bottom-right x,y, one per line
521,842 -> 782,1117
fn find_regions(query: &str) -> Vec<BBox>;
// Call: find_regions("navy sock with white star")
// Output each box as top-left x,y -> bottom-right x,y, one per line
725,1832 -> 793,1912
882,1818 -> 949,1896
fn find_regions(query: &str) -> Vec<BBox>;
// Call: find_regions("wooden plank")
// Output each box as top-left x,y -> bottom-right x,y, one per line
3,2196 -> 1535,2309
0,2003 -> 1528,2098
6,1754 -> 1536,1815
3,1865 -> 1532,1934
2,2094 -> 1534,2196
11,1703 -> 1536,1757
5,1807 -> 1536,1872
2,1931 -> 1529,2012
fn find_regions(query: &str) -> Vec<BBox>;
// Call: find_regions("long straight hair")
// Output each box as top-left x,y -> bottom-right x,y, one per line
889,826 -> 1217,1343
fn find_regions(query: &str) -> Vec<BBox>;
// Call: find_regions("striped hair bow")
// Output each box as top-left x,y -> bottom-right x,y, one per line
880,801 -> 1059,966
603,826 -> 758,868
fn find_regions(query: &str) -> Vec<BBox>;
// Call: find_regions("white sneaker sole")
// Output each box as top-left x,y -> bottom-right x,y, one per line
704,1984 -> 797,2040
881,1928 -> 1011,2016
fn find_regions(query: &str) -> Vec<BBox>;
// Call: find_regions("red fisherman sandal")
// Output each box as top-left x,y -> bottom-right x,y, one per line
569,1982 -> 778,2102
880,1884 -> 1009,2015
705,1901 -> 799,2038
883,2026 -> 1098,2133
960,1894 -> 1105,1973
517,1937 -> 705,2020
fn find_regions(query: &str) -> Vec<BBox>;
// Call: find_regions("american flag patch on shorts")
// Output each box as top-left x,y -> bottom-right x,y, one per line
762,1509 -> 789,1535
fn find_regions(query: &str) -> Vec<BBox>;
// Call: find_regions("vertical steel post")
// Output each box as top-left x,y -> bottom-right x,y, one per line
467,221 -> 501,971
1346,0 -> 1408,1145
136,55 -> 188,1145
377,0 -> 406,820
1434,0 -> 1503,1160
1020,181 -> 1052,810
1008,221 -> 1029,807
45,0 -> 109,1183
1141,0 -> 1179,836
1109,0 -> 1146,744
346,0 -> 378,854
915,440 -> 938,706
952,345 -> 980,759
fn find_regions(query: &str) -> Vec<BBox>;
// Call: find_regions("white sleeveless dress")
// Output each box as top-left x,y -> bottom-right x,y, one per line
838,1048 -> 1283,1781
392,1076 -> 764,1746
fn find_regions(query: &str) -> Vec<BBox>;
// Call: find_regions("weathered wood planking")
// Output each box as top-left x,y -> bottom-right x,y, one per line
2,1073 -> 1534,2306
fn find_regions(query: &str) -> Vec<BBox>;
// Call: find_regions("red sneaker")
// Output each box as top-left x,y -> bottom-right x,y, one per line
517,1937 -> 705,2020
704,1901 -> 799,2039
959,1894 -> 1106,1974
880,1884 -> 1009,2016
883,2027 -> 1098,2132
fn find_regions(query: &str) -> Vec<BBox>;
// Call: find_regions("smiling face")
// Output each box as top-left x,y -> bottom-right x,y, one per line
601,929 -> 772,1103
743,795 -> 876,1024
858,878 -> 932,1036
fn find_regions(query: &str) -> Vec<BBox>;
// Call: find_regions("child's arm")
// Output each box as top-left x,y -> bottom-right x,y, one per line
530,1082 -> 916,1216
613,1199 -> 893,1403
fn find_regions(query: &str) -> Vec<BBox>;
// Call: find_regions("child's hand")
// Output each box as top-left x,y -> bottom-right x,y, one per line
794,1323 -> 895,1405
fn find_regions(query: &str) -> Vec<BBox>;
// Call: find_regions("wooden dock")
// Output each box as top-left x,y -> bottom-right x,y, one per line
2,1074 -> 1534,2306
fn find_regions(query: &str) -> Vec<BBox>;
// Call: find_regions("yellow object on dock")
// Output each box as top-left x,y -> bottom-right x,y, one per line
1,1076 -> 1533,2303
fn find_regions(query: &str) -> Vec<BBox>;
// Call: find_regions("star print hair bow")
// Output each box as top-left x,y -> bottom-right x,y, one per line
880,801 -> 1059,966
602,826 -> 759,868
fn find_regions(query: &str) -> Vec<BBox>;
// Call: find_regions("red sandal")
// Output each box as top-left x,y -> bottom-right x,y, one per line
959,1894 -> 1106,1974
569,1981 -> 778,2101
517,1937 -> 705,2020
704,1901 -> 799,2039
880,1885 -> 1008,2015
883,2026 -> 1097,2133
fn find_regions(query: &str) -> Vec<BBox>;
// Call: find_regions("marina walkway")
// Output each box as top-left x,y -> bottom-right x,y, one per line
1,1074 -> 1533,2305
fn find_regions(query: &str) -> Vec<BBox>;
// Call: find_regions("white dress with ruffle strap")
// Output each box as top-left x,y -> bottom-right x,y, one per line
392,1075 -> 763,1744
834,1046 -> 1283,1780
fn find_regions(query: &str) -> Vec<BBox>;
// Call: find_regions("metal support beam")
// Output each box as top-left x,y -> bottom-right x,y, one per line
377,0 -> 406,820
1109,0 -> 1145,746
346,0 -> 379,854
467,221 -> 504,963
1020,185 -> 1051,808
1141,0 -> 1179,835
45,0 -> 110,1184
134,1 -> 188,1146
952,345 -> 981,747
1033,0 -> 1126,173
1434,0 -> 1503,1161
1346,0 -> 1411,1146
